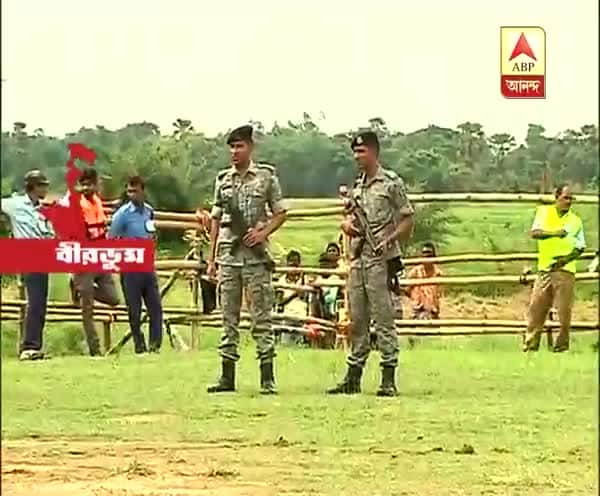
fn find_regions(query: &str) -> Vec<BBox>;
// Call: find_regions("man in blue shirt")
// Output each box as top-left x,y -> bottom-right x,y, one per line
1,170 -> 54,360
108,176 -> 163,353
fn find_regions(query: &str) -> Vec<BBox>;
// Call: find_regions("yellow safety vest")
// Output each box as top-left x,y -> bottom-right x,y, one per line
535,205 -> 583,274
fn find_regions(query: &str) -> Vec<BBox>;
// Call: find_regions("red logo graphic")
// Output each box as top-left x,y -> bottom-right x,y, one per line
508,33 -> 537,61
40,143 -> 96,240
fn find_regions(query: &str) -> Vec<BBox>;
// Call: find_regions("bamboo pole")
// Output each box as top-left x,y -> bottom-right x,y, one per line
1,314 -> 112,323
5,313 -> 595,338
0,300 -> 336,329
394,327 -> 599,337
268,272 -> 600,289
396,272 -> 599,287
401,251 -> 597,265
190,275 -> 199,350
393,319 -> 599,329
102,321 -> 112,352
102,193 -> 599,216
156,253 -> 597,276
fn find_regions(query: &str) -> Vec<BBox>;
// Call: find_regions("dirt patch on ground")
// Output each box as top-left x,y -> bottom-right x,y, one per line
115,414 -> 181,425
1,440 -> 279,496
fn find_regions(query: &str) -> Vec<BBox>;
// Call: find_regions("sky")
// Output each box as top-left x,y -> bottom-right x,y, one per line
1,0 -> 598,142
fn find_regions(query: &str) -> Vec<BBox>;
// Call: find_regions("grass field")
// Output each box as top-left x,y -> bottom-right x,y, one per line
2,199 -> 598,495
2,336 -> 599,496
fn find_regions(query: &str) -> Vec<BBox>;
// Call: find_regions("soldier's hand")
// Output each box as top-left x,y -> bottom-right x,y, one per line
555,229 -> 568,238
207,260 -> 217,280
243,227 -> 267,247
341,219 -> 359,237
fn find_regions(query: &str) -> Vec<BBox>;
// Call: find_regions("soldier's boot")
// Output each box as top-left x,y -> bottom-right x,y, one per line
376,366 -> 398,397
326,365 -> 362,394
207,360 -> 236,393
259,361 -> 277,395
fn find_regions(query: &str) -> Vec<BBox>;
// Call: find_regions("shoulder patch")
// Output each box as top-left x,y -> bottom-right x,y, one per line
216,169 -> 229,180
256,162 -> 275,173
382,168 -> 400,181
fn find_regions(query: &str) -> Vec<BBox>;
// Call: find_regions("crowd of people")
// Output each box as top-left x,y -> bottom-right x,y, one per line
2,169 -> 164,360
271,240 -> 444,348
0,123 -> 594,397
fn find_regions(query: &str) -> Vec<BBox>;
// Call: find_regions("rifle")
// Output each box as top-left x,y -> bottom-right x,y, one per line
228,193 -> 275,271
339,185 -> 403,293
339,186 -> 382,258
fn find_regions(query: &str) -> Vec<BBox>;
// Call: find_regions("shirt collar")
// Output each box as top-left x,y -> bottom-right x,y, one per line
126,200 -> 149,212
231,160 -> 257,178
360,165 -> 385,187
22,193 -> 40,207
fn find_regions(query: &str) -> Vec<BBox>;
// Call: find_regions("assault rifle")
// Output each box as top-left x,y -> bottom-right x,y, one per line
339,185 -> 404,294
339,185 -> 382,257
228,194 -> 275,271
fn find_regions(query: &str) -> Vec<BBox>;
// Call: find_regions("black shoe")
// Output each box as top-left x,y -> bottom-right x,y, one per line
133,336 -> 148,354
376,366 -> 398,397
327,365 -> 362,394
259,361 -> 277,395
207,360 -> 236,393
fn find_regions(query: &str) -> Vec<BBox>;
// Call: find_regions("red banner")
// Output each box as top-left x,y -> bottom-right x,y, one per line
0,239 -> 155,273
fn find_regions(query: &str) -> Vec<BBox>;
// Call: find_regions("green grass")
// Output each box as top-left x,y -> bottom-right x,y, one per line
2,338 -> 598,495
1,199 -> 598,494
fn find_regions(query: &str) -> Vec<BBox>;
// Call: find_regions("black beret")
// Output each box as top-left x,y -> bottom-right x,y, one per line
24,169 -> 49,186
350,131 -> 379,150
226,125 -> 254,145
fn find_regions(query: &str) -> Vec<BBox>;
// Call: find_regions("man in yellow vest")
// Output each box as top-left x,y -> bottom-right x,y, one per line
523,184 -> 586,353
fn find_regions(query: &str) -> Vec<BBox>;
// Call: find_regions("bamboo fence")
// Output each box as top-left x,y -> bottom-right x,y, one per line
2,305 -> 597,337
99,193 -> 599,230
2,193 -> 596,354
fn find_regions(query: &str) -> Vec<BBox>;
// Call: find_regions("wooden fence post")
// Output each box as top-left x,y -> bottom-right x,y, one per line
103,320 -> 112,352
190,273 -> 199,350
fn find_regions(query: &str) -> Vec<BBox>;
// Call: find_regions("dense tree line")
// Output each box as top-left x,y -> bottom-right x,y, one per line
2,115 -> 598,211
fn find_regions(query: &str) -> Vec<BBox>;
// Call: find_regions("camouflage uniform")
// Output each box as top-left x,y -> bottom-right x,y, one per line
329,166 -> 413,395
209,161 -> 287,391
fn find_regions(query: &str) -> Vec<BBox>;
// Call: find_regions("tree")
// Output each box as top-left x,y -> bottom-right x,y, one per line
488,133 -> 517,168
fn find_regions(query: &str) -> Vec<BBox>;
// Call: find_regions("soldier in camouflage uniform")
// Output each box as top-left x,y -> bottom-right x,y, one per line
206,125 -> 288,395
328,131 -> 414,397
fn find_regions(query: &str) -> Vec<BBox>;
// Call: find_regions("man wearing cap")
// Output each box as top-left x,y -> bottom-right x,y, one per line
206,125 -> 288,394
109,175 -> 163,354
328,131 -> 414,396
1,170 -> 54,360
